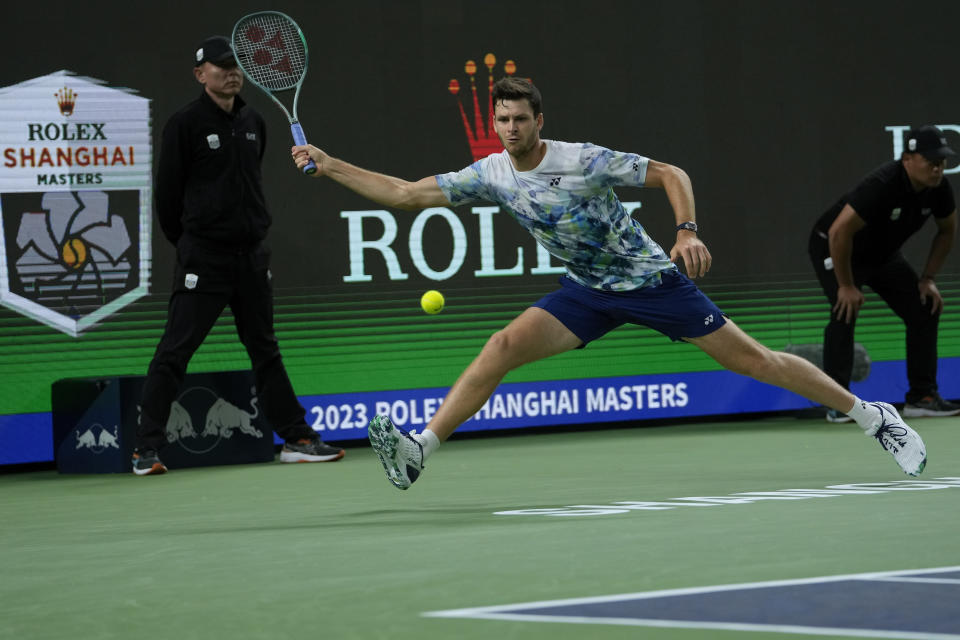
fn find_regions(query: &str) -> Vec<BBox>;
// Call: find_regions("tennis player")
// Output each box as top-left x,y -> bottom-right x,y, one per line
292,77 -> 926,489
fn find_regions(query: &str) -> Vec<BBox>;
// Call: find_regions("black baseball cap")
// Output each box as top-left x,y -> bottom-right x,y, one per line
194,36 -> 236,67
904,125 -> 956,161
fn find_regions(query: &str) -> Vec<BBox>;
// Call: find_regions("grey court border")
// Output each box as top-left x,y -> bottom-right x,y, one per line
423,566 -> 960,639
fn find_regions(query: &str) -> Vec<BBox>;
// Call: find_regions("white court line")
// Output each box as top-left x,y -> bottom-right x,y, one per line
424,566 -> 960,640
863,577 -> 960,586
435,614 -> 960,640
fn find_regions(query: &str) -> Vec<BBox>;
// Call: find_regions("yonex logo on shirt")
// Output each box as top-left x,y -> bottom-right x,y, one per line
549,177 -> 561,186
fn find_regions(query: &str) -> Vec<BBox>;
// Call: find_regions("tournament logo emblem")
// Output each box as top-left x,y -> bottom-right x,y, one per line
6,190 -> 138,330
0,71 -> 151,336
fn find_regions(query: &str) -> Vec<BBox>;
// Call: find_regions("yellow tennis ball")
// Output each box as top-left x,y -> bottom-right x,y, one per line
420,290 -> 444,315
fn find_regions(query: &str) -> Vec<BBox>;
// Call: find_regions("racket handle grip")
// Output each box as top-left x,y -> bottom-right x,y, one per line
291,122 -> 317,175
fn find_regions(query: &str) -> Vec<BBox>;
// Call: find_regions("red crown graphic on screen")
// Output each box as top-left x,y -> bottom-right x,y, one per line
448,54 -> 523,162
55,87 -> 77,116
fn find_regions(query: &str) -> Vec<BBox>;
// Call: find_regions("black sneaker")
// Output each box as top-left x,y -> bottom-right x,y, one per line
902,394 -> 960,418
131,449 -> 167,476
280,437 -> 345,463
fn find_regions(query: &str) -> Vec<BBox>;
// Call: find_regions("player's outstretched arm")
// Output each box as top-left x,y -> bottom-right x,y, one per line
645,159 -> 712,278
291,144 -> 450,211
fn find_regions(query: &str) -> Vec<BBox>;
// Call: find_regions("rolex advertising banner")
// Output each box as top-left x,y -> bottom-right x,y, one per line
2,1 -> 960,466
0,71 -> 151,337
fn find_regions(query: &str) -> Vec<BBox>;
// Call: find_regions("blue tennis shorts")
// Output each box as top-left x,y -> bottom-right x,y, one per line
532,271 -> 727,345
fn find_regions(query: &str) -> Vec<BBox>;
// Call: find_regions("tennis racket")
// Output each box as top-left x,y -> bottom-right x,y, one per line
231,11 -> 317,174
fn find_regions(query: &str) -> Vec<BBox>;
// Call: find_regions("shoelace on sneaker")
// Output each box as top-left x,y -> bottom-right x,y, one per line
398,430 -> 423,464
876,425 -> 908,452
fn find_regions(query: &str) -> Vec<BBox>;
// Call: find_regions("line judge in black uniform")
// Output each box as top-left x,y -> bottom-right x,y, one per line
132,36 -> 344,475
810,125 -> 960,423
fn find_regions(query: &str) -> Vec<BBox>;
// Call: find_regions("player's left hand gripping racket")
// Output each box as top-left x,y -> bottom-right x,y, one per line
231,11 -> 317,174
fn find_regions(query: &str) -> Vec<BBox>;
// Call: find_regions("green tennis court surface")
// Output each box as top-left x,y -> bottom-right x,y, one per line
2,415 -> 958,640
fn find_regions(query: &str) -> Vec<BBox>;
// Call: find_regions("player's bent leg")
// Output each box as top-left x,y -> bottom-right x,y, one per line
366,307 -> 581,490
425,307 -> 582,441
685,320 -> 855,411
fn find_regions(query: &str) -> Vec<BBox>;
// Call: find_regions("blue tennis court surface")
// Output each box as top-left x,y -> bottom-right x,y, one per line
425,567 -> 960,638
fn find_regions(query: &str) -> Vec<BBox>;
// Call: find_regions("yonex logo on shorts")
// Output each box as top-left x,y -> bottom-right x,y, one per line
704,314 -> 714,326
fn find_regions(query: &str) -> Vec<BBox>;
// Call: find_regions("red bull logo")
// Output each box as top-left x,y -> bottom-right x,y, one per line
74,423 -> 119,453
160,385 -> 264,454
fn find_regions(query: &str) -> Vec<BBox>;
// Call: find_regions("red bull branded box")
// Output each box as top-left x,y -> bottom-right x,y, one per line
52,371 -> 275,473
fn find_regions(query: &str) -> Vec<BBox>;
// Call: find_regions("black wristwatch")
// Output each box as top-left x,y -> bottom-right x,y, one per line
676,221 -> 698,233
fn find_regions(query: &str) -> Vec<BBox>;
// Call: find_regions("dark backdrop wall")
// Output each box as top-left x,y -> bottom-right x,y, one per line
5,0 -> 957,290
4,1 -> 960,465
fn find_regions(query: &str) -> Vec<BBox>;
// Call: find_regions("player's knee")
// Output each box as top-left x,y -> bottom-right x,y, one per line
480,329 -> 525,371
482,329 -> 512,358
728,345 -> 779,380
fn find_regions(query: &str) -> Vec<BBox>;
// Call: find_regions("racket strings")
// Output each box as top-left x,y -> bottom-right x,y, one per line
233,14 -> 307,91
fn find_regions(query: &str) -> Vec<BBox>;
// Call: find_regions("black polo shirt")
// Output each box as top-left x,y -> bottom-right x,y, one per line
814,160 -> 955,265
156,90 -> 270,248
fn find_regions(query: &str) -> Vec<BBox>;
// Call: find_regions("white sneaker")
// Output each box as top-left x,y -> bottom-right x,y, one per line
367,414 -> 424,490
866,402 -> 927,477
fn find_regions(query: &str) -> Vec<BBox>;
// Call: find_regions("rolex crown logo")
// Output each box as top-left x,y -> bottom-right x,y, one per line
55,87 -> 77,116
448,53 -> 520,162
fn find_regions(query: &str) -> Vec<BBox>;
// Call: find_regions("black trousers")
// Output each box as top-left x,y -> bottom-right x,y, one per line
136,235 -> 314,451
808,231 -> 940,403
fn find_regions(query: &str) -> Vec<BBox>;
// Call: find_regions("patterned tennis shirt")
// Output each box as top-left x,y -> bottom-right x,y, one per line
435,139 -> 676,291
